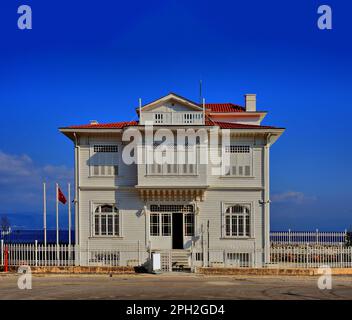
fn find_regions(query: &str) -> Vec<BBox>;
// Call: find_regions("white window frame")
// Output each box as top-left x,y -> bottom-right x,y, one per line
221,145 -> 254,178
221,202 -> 252,239
149,212 -> 172,237
89,143 -> 119,178
184,212 -> 195,237
91,202 -> 122,238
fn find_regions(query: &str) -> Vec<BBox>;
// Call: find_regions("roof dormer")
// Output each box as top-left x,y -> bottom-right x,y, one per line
137,93 -> 205,125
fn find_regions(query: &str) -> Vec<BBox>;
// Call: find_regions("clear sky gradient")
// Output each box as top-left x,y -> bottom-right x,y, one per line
0,0 -> 351,230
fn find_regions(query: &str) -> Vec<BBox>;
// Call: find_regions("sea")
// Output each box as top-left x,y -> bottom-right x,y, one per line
0,230 -> 75,244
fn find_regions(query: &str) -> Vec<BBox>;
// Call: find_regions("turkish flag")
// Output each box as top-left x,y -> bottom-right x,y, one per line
58,187 -> 67,205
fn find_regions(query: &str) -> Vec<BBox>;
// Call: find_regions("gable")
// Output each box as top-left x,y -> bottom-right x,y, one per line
139,93 -> 203,113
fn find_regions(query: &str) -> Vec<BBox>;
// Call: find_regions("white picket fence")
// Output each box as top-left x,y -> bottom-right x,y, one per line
271,245 -> 352,268
270,230 -> 347,245
0,241 -> 75,267
1,239 -> 352,270
0,240 -> 146,268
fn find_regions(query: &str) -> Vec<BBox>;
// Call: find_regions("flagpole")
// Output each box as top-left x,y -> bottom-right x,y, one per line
56,183 -> 59,265
56,183 -> 59,246
43,182 -> 47,265
68,183 -> 71,257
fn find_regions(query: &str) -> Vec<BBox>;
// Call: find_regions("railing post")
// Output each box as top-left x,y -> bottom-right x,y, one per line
288,229 -> 291,244
35,240 -> 38,267
56,244 -> 60,266
87,241 -> 90,266
316,229 -> 319,245
306,243 -> 309,268
137,240 -> 140,266
190,240 -> 194,271
148,240 -> 152,261
0,240 -> 3,266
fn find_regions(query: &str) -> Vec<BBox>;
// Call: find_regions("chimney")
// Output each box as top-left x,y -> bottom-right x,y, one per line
245,94 -> 256,112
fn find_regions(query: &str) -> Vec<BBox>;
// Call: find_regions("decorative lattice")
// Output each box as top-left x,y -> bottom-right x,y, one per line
150,204 -> 194,213
225,145 -> 250,153
94,145 -> 118,153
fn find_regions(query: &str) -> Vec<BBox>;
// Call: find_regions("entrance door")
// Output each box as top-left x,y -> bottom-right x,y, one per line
172,213 -> 184,249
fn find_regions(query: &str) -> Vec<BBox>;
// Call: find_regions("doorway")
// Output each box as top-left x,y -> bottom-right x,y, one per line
172,212 -> 183,249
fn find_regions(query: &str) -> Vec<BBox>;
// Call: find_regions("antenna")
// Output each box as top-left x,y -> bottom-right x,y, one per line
199,80 -> 202,104
202,97 -> 206,125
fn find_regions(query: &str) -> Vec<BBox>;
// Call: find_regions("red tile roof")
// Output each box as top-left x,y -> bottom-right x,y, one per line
69,121 -> 138,129
206,103 -> 245,113
66,119 -> 277,130
208,120 -> 278,129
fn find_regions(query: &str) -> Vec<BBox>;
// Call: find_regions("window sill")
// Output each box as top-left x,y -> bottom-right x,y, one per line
219,176 -> 255,179
89,236 -> 124,239
145,174 -> 199,177
89,175 -> 123,179
220,237 -> 254,240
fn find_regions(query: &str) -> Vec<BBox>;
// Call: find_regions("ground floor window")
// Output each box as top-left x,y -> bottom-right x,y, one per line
150,213 -> 172,236
184,213 -> 195,236
224,204 -> 250,237
93,204 -> 120,237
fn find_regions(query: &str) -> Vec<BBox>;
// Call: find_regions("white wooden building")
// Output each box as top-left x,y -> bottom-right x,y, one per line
60,93 -> 284,269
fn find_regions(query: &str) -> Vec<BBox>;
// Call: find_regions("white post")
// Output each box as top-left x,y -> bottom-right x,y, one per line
138,240 -> 140,266
56,183 -> 59,265
68,183 -> 71,251
56,183 -> 59,245
35,240 -> 38,267
288,228 -> 291,244
1,239 -> 3,266
316,229 -> 319,245
43,182 -> 47,265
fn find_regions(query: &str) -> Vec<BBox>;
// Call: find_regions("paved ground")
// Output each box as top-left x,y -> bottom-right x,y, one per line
0,273 -> 352,300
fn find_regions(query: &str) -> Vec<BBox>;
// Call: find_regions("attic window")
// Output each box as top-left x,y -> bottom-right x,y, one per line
94,145 -> 118,153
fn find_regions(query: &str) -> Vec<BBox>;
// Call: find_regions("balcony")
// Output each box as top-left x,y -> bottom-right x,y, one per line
140,111 -> 204,125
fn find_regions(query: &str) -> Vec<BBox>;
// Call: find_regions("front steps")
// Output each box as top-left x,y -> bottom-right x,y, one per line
171,249 -> 191,272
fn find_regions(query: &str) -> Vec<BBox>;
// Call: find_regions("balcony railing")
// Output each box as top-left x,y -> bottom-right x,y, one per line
140,112 -> 204,125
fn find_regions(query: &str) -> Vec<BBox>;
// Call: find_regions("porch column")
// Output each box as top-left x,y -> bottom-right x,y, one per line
263,142 -> 270,264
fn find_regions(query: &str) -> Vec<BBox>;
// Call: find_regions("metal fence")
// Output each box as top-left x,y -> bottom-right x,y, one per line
271,245 -> 352,268
270,230 -> 347,245
1,241 -> 75,267
0,240 -> 146,268
2,238 -> 352,270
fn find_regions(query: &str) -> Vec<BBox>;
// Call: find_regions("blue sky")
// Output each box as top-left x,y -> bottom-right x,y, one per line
0,0 -> 351,230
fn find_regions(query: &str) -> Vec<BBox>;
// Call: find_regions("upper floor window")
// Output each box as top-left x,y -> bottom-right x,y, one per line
146,144 -> 198,176
154,113 -> 164,124
223,204 -> 250,238
93,204 -> 120,237
90,144 -> 119,177
223,145 -> 252,177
